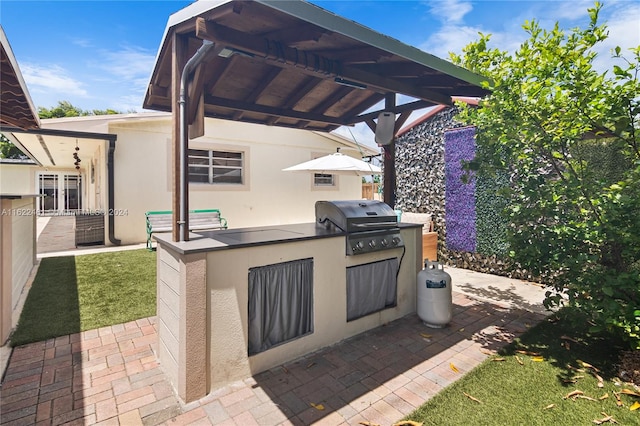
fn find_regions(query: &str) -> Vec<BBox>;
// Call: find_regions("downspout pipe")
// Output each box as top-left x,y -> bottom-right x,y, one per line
107,139 -> 121,245
178,39 -> 216,241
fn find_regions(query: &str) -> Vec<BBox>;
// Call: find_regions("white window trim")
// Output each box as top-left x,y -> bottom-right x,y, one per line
188,142 -> 251,192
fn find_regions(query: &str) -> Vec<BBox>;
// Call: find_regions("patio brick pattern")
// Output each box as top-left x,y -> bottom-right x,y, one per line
0,292 -> 547,425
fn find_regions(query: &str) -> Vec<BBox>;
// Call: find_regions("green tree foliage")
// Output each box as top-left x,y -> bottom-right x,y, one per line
474,148 -> 509,258
451,3 -> 640,347
37,100 -> 121,119
1,101 -> 123,158
0,133 -> 27,159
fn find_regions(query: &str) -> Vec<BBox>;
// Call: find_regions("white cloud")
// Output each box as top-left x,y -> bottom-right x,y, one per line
592,1 -> 640,73
419,0 -> 639,71
539,0 -> 593,22
20,44 -> 156,111
114,93 -> 146,113
420,24 -> 482,60
71,38 -> 93,48
21,63 -> 88,97
85,45 -> 157,111
420,24 -> 522,61
96,46 -> 156,82
427,0 -> 473,25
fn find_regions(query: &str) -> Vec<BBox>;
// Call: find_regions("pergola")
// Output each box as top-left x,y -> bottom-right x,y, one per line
143,0 -> 489,242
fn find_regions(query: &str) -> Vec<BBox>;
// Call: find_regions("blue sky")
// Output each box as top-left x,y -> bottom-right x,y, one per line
1,0 -> 638,143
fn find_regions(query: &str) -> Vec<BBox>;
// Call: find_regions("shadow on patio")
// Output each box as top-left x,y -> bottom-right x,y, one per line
1,279 -> 548,425
190,291 -> 547,425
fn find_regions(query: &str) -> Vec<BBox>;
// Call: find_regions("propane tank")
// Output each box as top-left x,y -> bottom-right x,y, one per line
417,260 -> 452,328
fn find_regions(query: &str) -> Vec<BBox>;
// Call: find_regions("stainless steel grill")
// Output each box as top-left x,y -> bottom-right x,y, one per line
315,200 -> 404,255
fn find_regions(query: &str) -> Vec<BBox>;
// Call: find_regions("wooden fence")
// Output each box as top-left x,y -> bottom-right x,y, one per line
362,183 -> 381,200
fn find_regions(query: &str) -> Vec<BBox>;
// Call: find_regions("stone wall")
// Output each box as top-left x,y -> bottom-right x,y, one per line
395,107 -> 529,279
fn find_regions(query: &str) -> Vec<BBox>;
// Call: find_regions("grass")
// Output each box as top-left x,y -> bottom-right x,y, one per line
404,308 -> 640,425
11,249 -> 156,347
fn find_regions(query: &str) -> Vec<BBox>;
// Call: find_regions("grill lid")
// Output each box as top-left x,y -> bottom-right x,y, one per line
315,200 -> 398,232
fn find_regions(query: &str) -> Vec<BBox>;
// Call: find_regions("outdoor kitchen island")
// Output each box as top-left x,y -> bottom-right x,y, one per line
154,213 -> 423,403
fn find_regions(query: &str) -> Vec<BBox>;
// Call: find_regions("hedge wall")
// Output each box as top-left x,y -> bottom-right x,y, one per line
396,107 -> 515,277
396,108 -> 626,279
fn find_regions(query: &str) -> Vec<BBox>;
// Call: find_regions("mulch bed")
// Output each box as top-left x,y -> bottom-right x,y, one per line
618,350 -> 640,387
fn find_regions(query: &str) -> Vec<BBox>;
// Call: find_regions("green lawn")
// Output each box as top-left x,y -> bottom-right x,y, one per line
405,308 -> 640,425
11,249 -> 156,347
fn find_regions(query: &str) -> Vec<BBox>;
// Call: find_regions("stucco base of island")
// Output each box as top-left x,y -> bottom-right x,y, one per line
154,223 -> 422,403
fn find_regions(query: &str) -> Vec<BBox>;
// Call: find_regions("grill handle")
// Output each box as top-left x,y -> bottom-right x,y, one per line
350,221 -> 398,228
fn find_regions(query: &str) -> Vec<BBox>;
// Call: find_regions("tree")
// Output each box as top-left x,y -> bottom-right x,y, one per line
0,133 -> 27,159
1,101 -> 124,158
452,3 -> 640,347
37,100 -> 85,118
37,100 -> 122,119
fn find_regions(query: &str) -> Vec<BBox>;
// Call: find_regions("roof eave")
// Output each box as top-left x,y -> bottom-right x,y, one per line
0,25 -> 40,130
256,0 -> 490,90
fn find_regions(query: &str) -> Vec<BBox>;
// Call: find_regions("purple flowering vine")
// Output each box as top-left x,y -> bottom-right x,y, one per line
444,127 -> 476,253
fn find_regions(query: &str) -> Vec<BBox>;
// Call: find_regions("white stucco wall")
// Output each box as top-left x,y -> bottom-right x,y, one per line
110,117 -> 367,245
0,163 -> 36,194
0,197 -> 37,344
10,198 -> 36,306
204,227 -> 421,389
12,114 -> 376,245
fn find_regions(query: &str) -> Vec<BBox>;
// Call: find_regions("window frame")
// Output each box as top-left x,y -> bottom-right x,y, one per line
188,148 -> 244,185
310,151 -> 339,191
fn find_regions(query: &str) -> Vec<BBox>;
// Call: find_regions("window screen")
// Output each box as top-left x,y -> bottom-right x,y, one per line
188,149 -> 243,184
314,173 -> 335,186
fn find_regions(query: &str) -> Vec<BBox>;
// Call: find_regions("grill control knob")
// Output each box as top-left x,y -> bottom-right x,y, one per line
381,238 -> 388,247
369,240 -> 376,249
355,241 -> 364,251
392,237 -> 401,246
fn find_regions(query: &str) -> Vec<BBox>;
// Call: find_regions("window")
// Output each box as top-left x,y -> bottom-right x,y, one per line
314,173 -> 335,186
188,149 -> 243,185
311,151 -> 335,187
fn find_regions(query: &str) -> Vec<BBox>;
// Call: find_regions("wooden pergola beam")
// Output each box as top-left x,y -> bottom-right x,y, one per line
203,95 -> 348,127
382,93 -> 396,208
194,18 -> 453,106
349,99 -> 433,124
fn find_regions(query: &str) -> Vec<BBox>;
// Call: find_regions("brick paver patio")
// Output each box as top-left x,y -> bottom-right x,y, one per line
0,291 -> 546,425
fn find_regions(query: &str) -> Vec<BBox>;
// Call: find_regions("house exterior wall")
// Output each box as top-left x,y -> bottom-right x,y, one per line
11,114 -> 375,245
110,117 -> 365,245
0,196 -> 37,344
0,161 -> 104,215
10,198 -> 36,305
0,163 -> 36,194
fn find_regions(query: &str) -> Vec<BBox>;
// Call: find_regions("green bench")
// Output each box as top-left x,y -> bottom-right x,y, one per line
145,209 -> 228,249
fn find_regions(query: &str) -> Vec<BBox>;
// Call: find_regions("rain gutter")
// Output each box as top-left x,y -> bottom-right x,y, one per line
178,39 -> 217,241
107,139 -> 121,245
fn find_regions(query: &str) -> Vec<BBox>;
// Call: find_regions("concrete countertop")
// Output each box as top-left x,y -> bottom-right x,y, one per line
154,222 -> 422,255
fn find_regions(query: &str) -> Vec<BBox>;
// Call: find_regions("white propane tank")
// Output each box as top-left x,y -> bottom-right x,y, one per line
417,260 -> 452,328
